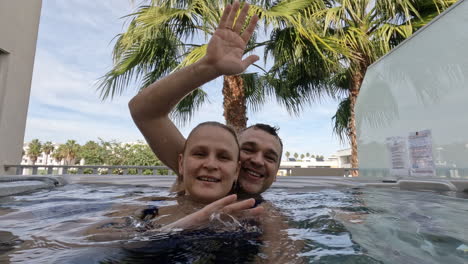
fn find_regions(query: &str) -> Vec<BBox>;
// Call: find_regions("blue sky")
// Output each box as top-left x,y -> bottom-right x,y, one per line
24,0 -> 349,158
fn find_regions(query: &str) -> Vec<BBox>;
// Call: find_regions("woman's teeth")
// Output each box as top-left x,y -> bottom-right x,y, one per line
197,176 -> 220,182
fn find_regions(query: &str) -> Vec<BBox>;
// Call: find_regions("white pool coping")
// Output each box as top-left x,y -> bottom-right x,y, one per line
1,175 -> 467,197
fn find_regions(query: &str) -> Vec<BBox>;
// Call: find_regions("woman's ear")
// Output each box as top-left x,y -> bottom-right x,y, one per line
178,153 -> 184,177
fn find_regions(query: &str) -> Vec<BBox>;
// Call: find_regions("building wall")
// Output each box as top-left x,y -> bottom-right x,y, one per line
336,148 -> 352,168
0,1 -> 42,174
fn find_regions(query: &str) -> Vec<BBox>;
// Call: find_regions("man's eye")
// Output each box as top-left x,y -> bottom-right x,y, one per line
266,156 -> 277,162
241,148 -> 253,153
193,152 -> 205,156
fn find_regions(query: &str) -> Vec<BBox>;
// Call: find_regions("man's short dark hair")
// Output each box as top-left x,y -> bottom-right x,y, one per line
242,123 -> 283,162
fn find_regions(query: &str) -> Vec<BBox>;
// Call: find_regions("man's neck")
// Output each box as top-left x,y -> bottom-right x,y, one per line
237,191 -> 263,201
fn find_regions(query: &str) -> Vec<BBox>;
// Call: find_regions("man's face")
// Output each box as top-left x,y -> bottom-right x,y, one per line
238,127 -> 282,195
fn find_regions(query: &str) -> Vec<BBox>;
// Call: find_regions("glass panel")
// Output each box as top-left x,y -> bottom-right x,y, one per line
356,1 -> 468,179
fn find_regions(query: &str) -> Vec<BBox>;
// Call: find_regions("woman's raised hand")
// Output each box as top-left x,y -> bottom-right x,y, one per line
204,1 -> 259,76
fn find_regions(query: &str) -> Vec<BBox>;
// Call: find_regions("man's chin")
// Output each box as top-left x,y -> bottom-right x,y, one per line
238,180 -> 262,195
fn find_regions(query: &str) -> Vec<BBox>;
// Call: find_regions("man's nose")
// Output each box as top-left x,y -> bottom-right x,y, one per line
250,152 -> 264,166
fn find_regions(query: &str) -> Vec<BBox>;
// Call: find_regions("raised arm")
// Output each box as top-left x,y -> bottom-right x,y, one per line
128,1 -> 259,189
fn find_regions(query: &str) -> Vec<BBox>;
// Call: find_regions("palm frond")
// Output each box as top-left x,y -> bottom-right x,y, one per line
98,27 -> 181,100
170,88 -> 210,126
242,73 -> 267,113
332,97 -> 351,144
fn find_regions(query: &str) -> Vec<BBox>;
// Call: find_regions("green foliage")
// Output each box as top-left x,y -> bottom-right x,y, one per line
97,140 -> 163,166
35,139 -> 163,167
293,152 -> 298,159
97,0 -> 322,125
27,139 -> 42,165
52,144 -> 66,164
83,168 -> 94,174
58,140 -> 81,165
143,169 -> 154,175
285,151 -> 290,158
42,141 -> 54,155
78,141 -> 106,165
332,97 -> 351,143
266,1 -> 454,145
128,168 -> 138,175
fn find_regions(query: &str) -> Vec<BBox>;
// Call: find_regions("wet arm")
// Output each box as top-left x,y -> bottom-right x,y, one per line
128,58 -> 221,174
128,1 -> 258,184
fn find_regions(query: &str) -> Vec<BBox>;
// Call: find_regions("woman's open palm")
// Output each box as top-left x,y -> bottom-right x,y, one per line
204,1 -> 259,76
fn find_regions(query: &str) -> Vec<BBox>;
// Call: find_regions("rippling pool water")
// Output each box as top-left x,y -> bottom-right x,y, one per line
0,184 -> 467,263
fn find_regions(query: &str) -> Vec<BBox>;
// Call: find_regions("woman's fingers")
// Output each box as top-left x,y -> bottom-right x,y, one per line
218,4 -> 231,29
242,54 -> 260,70
226,1 -> 241,29
233,2 -> 250,33
222,198 -> 256,214
241,14 -> 258,43
203,194 -> 238,212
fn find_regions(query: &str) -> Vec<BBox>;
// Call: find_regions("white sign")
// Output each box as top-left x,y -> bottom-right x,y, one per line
386,136 -> 410,176
408,130 -> 435,177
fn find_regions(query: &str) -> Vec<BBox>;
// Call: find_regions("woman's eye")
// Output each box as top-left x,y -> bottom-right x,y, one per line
219,155 -> 231,161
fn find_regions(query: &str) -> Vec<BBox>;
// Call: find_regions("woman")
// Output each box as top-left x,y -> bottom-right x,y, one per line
86,122 -> 263,241
148,121 -> 264,231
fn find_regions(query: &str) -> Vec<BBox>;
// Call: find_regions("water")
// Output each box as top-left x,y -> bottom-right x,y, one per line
0,184 -> 467,263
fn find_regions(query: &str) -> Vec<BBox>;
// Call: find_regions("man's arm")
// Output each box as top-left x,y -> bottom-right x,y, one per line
128,1 -> 259,186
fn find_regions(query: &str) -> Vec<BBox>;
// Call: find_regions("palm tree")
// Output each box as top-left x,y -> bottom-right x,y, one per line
52,145 -> 66,165
266,0 -> 455,172
97,0 -> 322,131
293,152 -> 298,159
27,139 -> 42,165
306,152 -> 310,158
300,153 -> 305,160
285,151 -> 290,160
62,140 -> 81,165
42,141 -> 55,165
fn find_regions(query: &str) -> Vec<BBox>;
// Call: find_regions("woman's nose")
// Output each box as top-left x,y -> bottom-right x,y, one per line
203,154 -> 218,170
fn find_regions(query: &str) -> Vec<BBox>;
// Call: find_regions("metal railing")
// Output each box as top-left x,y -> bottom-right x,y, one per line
3,164 -> 358,177
3,164 -> 175,176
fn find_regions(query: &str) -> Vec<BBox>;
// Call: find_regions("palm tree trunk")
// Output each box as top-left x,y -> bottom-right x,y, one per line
223,75 -> 247,132
348,70 -> 365,176
349,92 -> 359,176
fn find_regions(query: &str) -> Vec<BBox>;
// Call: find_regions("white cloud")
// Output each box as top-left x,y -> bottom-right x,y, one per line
30,51 -> 131,119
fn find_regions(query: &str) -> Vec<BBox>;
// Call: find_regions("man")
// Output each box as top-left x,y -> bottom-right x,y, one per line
128,1 -> 282,198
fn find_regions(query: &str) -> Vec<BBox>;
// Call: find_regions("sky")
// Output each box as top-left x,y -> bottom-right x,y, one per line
24,0 -> 349,158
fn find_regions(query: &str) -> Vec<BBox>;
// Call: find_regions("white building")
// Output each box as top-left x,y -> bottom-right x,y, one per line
336,148 -> 352,168
21,142 -> 64,166
278,148 -> 352,176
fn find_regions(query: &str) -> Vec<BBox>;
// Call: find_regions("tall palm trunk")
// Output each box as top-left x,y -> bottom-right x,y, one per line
348,92 -> 359,176
223,75 -> 247,132
348,69 -> 365,176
